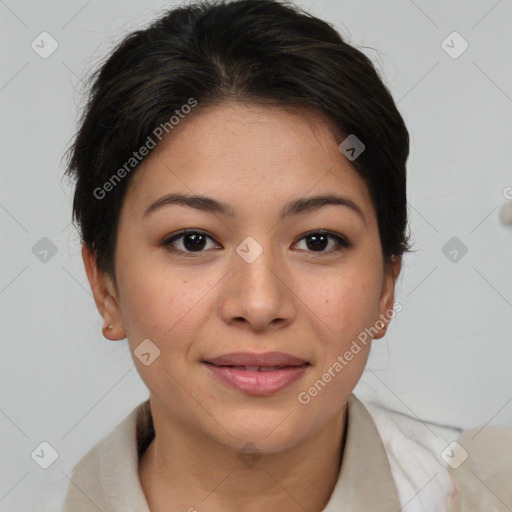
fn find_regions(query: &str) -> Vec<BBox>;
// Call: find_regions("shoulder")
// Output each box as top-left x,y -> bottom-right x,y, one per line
444,425 -> 512,511
359,398 -> 512,512
362,399 -> 462,512
62,401 -> 150,512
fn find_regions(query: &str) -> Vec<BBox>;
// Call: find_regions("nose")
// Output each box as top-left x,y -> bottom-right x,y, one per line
219,238 -> 296,332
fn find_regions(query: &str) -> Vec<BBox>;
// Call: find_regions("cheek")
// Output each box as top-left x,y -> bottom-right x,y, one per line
306,265 -> 383,352
116,252 -> 217,347
297,270 -> 380,411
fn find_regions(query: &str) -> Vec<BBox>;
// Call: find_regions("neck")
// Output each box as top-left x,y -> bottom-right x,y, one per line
139,399 -> 348,512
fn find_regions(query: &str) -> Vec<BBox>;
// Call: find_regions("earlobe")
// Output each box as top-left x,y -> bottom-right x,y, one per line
81,244 -> 126,341
101,322 -> 121,340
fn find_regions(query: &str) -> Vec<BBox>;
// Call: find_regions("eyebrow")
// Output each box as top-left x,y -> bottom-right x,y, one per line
143,192 -> 366,224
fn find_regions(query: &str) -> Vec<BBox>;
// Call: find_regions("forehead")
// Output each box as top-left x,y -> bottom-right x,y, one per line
122,102 -> 375,222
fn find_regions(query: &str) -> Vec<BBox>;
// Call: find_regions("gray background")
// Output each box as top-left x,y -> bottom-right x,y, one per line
1,0 -> 511,510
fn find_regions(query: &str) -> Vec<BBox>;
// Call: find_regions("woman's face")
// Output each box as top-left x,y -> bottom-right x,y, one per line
85,101 -> 400,453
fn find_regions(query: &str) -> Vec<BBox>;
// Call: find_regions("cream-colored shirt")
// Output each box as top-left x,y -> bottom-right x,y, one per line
61,395 -> 512,511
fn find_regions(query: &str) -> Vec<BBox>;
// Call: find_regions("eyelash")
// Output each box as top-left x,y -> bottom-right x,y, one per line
161,229 -> 351,258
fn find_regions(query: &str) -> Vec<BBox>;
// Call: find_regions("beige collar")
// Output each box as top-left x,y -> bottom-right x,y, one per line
321,394 -> 401,511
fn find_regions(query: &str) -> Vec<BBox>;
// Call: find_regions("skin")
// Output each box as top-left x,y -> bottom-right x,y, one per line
83,101 -> 401,512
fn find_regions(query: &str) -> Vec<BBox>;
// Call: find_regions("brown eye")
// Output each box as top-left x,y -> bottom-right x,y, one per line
163,230 -> 220,256
294,231 -> 351,254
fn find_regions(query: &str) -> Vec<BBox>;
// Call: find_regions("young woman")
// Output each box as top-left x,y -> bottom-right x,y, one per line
61,0 -> 511,510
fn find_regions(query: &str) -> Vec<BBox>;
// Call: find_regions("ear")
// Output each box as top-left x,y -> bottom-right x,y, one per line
82,244 -> 126,341
373,256 -> 401,340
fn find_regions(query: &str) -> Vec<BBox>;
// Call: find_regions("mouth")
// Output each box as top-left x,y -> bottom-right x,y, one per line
201,352 -> 310,396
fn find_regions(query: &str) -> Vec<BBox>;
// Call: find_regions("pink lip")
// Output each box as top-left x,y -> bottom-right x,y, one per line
203,365 -> 309,396
202,351 -> 310,396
